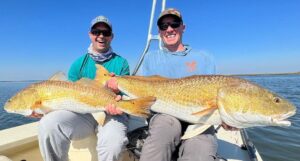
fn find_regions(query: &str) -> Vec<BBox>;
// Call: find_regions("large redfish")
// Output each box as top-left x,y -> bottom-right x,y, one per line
95,65 -> 296,130
4,77 -> 156,118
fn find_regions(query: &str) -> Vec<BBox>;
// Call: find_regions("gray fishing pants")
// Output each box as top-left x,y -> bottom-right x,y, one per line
38,110 -> 128,161
140,114 -> 218,161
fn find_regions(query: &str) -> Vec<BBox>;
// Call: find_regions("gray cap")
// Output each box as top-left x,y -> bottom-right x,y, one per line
157,8 -> 183,25
90,15 -> 112,30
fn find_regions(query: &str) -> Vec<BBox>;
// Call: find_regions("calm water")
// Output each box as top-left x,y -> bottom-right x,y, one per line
0,81 -> 40,130
0,76 -> 299,161
240,75 -> 300,161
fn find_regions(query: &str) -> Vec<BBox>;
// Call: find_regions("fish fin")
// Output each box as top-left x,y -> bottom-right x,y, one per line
130,75 -> 169,81
76,78 -> 94,83
191,106 -> 217,116
31,100 -> 43,109
92,112 -> 106,126
150,75 -> 168,79
76,78 -> 103,88
181,124 -> 212,139
118,96 -> 156,118
31,101 -> 51,114
94,64 -> 112,85
49,72 -> 68,81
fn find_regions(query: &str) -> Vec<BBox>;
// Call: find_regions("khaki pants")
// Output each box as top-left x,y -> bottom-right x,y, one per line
38,110 -> 128,161
140,114 -> 218,161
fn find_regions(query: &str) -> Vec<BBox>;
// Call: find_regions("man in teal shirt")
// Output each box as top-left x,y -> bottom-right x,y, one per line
38,15 -> 130,161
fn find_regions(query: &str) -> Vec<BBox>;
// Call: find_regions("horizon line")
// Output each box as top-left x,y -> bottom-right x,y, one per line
1,72 -> 299,82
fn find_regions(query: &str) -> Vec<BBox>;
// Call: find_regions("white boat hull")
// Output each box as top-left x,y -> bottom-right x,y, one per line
0,117 -> 262,161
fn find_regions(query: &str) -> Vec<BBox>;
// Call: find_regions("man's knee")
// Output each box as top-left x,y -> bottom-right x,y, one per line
99,135 -> 128,152
96,116 -> 128,159
39,112 -> 61,135
140,115 -> 181,161
141,114 -> 182,157
148,114 -> 182,142
178,134 -> 218,161
97,129 -> 128,160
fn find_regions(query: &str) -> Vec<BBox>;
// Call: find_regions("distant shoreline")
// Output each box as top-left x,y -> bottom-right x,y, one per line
0,72 -> 299,82
0,80 -> 43,83
231,72 -> 300,76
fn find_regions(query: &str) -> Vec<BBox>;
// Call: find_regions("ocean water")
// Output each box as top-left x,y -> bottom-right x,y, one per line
0,81 -> 40,130
240,75 -> 300,161
0,75 -> 299,161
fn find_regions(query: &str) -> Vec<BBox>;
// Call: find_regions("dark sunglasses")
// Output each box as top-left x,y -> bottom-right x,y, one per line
91,29 -> 112,37
158,21 -> 181,31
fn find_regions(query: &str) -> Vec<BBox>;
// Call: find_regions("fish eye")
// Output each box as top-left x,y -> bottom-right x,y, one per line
273,97 -> 281,103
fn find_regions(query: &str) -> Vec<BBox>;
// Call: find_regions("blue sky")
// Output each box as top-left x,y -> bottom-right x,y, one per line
0,0 -> 299,81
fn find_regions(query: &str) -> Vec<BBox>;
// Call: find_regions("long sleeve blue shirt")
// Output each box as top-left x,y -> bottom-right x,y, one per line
139,46 -> 216,78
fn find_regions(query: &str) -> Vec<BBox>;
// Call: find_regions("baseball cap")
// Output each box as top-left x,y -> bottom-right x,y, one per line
90,15 -> 112,31
157,8 -> 183,25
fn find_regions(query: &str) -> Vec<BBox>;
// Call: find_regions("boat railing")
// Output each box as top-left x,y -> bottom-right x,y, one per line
240,129 -> 260,161
132,0 -> 166,75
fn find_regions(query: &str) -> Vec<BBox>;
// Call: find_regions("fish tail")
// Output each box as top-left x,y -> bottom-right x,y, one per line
94,64 -> 112,85
118,96 -> 156,118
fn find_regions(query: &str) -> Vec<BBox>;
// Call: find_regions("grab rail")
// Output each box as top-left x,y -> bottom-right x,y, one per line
240,129 -> 260,161
132,0 -> 166,75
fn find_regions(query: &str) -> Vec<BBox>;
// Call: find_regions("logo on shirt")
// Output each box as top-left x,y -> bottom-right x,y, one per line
185,61 -> 197,72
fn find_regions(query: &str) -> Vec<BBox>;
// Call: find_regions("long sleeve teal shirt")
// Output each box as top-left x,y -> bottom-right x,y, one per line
68,53 -> 130,82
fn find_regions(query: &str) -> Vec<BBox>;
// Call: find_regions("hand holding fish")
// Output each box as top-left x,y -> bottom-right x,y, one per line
105,73 -> 119,93
221,122 -> 239,131
105,95 -> 123,115
27,111 -> 44,118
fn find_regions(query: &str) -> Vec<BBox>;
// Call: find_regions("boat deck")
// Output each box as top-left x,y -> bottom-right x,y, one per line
0,119 -> 262,161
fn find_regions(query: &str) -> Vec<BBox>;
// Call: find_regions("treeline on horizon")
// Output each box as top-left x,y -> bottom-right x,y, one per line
0,71 -> 300,82
231,71 -> 300,76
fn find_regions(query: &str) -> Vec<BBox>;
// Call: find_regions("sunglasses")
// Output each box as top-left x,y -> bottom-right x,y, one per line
158,21 -> 181,31
91,29 -> 112,37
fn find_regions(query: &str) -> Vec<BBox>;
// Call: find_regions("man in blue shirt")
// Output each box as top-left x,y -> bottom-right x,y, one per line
139,8 -> 218,161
